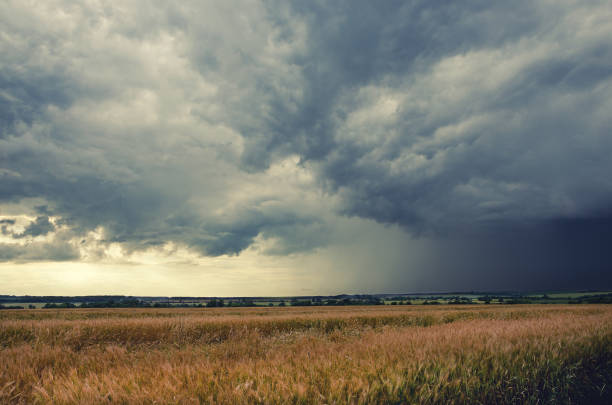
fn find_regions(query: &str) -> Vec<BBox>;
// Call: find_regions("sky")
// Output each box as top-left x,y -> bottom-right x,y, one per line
1,0 -> 612,296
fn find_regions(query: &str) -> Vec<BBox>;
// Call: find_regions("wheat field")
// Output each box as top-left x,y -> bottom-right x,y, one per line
0,305 -> 611,404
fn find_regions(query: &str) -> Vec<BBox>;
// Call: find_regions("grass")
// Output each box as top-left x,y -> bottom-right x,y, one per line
1,305 -> 610,404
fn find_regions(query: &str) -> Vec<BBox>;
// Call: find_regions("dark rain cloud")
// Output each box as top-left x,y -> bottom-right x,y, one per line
0,240 -> 80,263
0,0 -> 611,288
266,0 -> 612,232
14,215 -> 55,238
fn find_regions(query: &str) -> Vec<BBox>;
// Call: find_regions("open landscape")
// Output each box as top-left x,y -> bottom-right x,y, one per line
1,304 -> 611,404
2,1 -> 612,404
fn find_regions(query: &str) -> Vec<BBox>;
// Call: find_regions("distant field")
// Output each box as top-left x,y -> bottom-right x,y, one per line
1,305 -> 611,404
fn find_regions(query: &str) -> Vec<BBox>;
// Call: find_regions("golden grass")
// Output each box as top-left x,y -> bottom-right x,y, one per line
1,305 -> 610,404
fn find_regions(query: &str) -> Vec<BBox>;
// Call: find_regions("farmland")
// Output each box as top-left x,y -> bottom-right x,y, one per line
1,305 -> 611,404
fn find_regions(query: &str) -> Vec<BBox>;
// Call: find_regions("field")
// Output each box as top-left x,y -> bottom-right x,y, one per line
1,305 -> 611,404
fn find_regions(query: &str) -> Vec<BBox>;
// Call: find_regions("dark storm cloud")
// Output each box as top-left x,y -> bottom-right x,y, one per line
181,0 -> 611,236
231,0 -> 544,167
0,71 -> 74,136
14,216 -> 55,238
0,219 -> 16,236
1,0 -> 611,289
198,209 -> 324,256
0,242 -> 79,262
262,0 -> 612,233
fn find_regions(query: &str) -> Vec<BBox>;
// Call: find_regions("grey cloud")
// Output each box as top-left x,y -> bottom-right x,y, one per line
1,0 -> 611,291
15,215 -> 55,238
227,0 -> 545,166
293,1 -> 612,235
170,0 -> 612,235
0,0 -> 317,259
259,221 -> 330,256
258,1 -> 612,286
185,206 -> 326,257
0,238 -> 80,263
0,219 -> 16,236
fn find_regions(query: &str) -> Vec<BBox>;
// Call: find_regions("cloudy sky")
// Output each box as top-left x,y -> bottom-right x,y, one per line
1,0 -> 612,296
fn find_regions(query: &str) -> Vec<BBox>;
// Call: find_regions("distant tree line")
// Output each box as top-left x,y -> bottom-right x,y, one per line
290,297 -> 385,306
41,300 -> 205,309
0,304 -> 27,309
1,293 -> 611,309
0,295 -> 127,304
